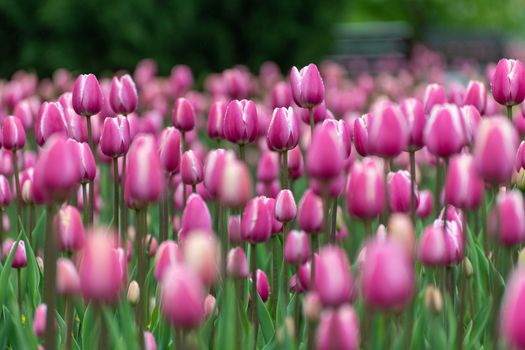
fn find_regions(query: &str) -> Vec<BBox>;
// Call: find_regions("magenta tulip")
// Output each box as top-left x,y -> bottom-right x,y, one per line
290,64 -> 325,108
72,74 -> 103,116
223,99 -> 258,145
491,59 -> 525,106
99,115 -> 131,158
109,74 -> 138,115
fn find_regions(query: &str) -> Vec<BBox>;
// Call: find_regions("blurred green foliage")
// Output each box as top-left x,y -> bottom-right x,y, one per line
0,0 -> 346,78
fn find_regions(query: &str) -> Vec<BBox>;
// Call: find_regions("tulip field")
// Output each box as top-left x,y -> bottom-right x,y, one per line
2,50 -> 525,350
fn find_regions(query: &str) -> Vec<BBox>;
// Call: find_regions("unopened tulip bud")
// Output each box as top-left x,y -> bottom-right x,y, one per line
109,74 -> 138,115
516,168 -> 525,192
500,267 -> 525,349
474,116 -> 518,183
418,220 -> 464,266
127,280 -> 140,305
368,102 -> 409,157
290,64 -> 325,108
180,194 -> 212,241
297,189 -> 324,234
228,215 -> 242,244
387,214 -> 416,257
144,331 -> 157,350
154,240 -> 182,281
314,246 -> 354,307
306,125 -> 345,180
218,159 -> 252,208
256,152 -> 279,184
33,304 -> 48,338
35,102 -> 68,146
2,116 -> 26,150
424,285 -> 443,314
303,292 -> 321,321
72,74 -> 103,116
181,150 -> 203,186
444,154 -> 484,209
316,305 -> 359,350
160,264 -> 206,329
461,105 -> 482,145
14,98 -> 39,131
172,97 -> 195,132
490,190 -> 525,246
68,140 -> 96,184
183,231 -> 219,286
271,81 -> 292,108
346,158 -> 385,219
158,127 -> 182,174
207,101 -> 226,140
11,240 -> 27,268
284,230 -> 311,266
223,99 -> 258,145
204,294 -> 217,319
267,107 -> 300,152
0,175 -> 11,207
423,83 -> 447,114
56,257 -> 80,295
400,98 -> 425,150
227,247 -> 248,279
416,190 -> 433,218
491,58 -> 525,106
241,196 -> 272,243
36,256 -> 44,274
388,170 -> 418,213
424,103 -> 466,158
251,269 -> 270,302
54,205 -> 85,252
100,115 -> 131,158
463,80 -> 487,113
275,189 -> 296,223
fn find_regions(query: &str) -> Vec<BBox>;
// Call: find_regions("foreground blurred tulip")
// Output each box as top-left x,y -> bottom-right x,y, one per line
154,240 -> 182,281
491,58 -> 525,107
35,101 -> 68,146
223,99 -> 258,153
180,194 -> 212,241
183,231 -> 219,286
490,190 -> 525,246
474,116 -> 518,184
316,304 -> 359,350
463,80 -> 487,113
290,64 -> 324,108
100,116 -> 131,158
160,264 -> 206,329
307,125 -> 345,181
500,267 -> 525,349
424,103 -> 466,158
227,247 -> 248,279
444,154 -> 484,209
72,74 -> 103,116
109,74 -> 138,115
361,239 -> 414,309
33,304 -> 48,338
284,230 -> 310,265
56,258 -> 80,295
416,190 -> 433,218
314,246 -> 354,307
54,205 -> 85,252
346,158 -> 385,221
368,102 -> 409,157
218,159 -> 252,208
207,101 -> 227,140
418,219 -> 464,266
298,189 -> 324,234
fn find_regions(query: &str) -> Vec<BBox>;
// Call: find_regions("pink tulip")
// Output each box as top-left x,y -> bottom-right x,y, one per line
56,257 -> 80,295
72,74 -> 103,116
314,246 -> 354,307
388,170 -> 418,213
306,124 -> 345,180
424,103 -> 466,158
2,116 -> 25,150
463,80 -> 487,113
353,114 -> 370,156
287,146 -> 304,180
99,115 -> 131,158
172,97 -> 195,132
227,247 -> 248,279
0,175 -> 11,207
474,116 -> 519,183
444,154 -> 484,209
266,107 -> 300,152
284,230 -> 311,266
346,157 -> 385,220
223,68 -> 250,99
251,269 -> 270,302
490,190 -> 525,246
10,240 -> 27,268
144,331 -> 157,350
109,74 -> 138,115
416,190 -> 433,218
241,196 -> 272,243
400,98 -> 426,150
461,105 -> 482,146
297,189 -> 324,234
423,83 -> 447,114
169,65 -> 193,97
180,150 -> 203,186
54,205 -> 85,252
202,149 -> 234,198
290,64 -> 325,108
35,102 -> 68,146
218,158 -> 252,208
368,102 -> 409,157
316,304 -> 359,350
491,59 -> 525,106
158,127 -> 182,174
262,197 -> 283,234
256,152 -> 279,184
160,264 -> 206,329
14,98 -> 39,131
180,194 -> 212,241
33,304 -> 48,338
68,140 -> 96,184
321,118 -> 352,158
223,99 -> 258,145
361,239 -> 414,310
418,218 -> 464,266
228,215 -> 242,244
296,102 -> 327,126
207,101 -> 227,140
154,240 -> 182,281
271,81 -> 293,108
183,232 -> 219,286
274,189 -> 297,223
500,267 -> 525,349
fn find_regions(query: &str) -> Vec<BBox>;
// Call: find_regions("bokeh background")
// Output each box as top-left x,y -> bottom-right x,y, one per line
0,0 -> 524,78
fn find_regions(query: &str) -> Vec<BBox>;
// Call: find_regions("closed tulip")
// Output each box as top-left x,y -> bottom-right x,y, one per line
172,97 -> 195,132
109,74 -> 138,115
400,98 -> 426,150
251,269 -> 270,302
183,231 -> 219,286
444,154 -> 484,209
346,157 -> 385,219
72,74 -> 103,116
271,81 -> 293,108
180,194 -> 212,241
68,140 -> 96,184
461,105 -> 482,146
256,152 -> 279,184
14,98 -> 39,131
99,115 -> 131,158
158,127 -> 182,174
227,247 -> 248,279
490,190 -> 525,246
154,240 -> 182,282
424,103 -> 466,158
284,230 -> 310,266
290,64 -> 325,108
297,189 -> 324,234
463,80 -> 487,113
207,101 -> 226,140
353,114 -> 370,156
368,102 -> 409,157
296,102 -> 327,126
388,170 -> 418,213
223,99 -> 258,145
314,246 -> 354,307
274,189 -> 296,223
306,124 -> 345,180
2,116 -> 25,150
10,240 -> 27,268
491,59 -> 525,106
35,102 -> 69,146
418,219 -> 464,266
33,304 -> 48,338
416,190 -> 433,218
316,304 -> 359,350
181,150 -> 203,186
241,196 -> 272,243
266,107 -> 300,152
218,158 -> 252,208
500,267 -> 525,349
0,175 -> 11,207
56,257 -> 80,295
423,83 -> 447,114
54,205 -> 85,252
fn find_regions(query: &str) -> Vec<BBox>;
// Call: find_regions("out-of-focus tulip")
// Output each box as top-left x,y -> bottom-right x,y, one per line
100,115 -> 131,158
316,304 -> 359,350
125,135 -> 164,208
204,294 -> 217,319
418,219 -> 464,266
68,140 -> 96,184
180,194 -> 212,241
463,80 -> 487,113
424,285 -> 443,314
297,189 -> 324,234
257,152 -> 279,184
490,190 -> 525,246
33,304 -> 48,338
388,170 -> 418,213
290,64 -> 325,108
72,74 -> 103,116
172,97 -> 195,132
251,269 -> 270,302
474,116 -> 519,183
35,102 -> 68,146
346,158 -> 385,220
223,68 -> 250,99
183,231 -> 219,286
223,99 -> 258,145
303,292 -> 322,321
54,205 -> 85,252
154,240 -> 182,281
262,197 -> 283,234
144,331 -> 157,350
109,74 -> 138,115
287,146 -> 303,180
207,101 -> 227,140
218,159 -> 252,208
275,189 -> 296,223
322,118 -> 352,158
56,257 -> 80,295
416,190 -> 433,218
180,150 -> 203,186
2,116 -> 25,150
423,83 -> 447,114
424,103 -> 466,158
296,102 -> 327,126
228,215 -> 242,244
368,102 -> 409,157
267,107 -> 300,152
491,59 -> 525,106
387,214 -> 416,257
227,247 -> 248,279
241,196 -> 272,243
461,105 -> 482,146
14,98 -> 39,131
314,246 -> 354,307
500,267 -> 525,349
170,65 -> 193,97
306,124 -> 345,180
203,149 -> 233,198
361,239 -> 414,309
400,98 -> 426,150
271,81 -> 293,108
160,264 -> 206,329
444,154 -> 484,209
0,175 -> 11,207
284,230 -> 310,265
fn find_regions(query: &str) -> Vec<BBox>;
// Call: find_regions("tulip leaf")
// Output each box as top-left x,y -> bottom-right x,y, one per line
257,292 -> 274,344
103,307 -> 127,350
0,231 -> 23,306
81,303 -> 98,350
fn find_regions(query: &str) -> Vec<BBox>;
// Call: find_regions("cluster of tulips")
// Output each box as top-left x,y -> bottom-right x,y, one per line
3,49 -> 525,350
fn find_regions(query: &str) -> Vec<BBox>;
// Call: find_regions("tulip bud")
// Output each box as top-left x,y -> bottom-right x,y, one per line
267,107 -> 300,152
423,83 -> 447,114
72,74 -> 103,116
316,305 -> 359,350
2,116 -> 26,150
0,175 -> 12,207
516,168 -> 525,192
499,267 -> 525,349
33,304 -> 48,338
314,246 -> 354,307
54,205 -> 85,252
271,81 -> 292,108
227,247 -> 248,279
368,102 -> 409,157
297,189 -> 324,234
424,103 -> 466,158
361,239 -> 414,310
35,102 -> 68,146
416,190 -> 433,218
223,99 -> 258,145
180,150 -> 203,186
160,264 -> 206,329
218,159 -> 252,208
474,116 -> 519,183
257,152 -> 279,184
251,269 -> 270,302
287,146 -> 303,180
223,68 -> 250,99
346,158 -> 385,219
157,127 -> 181,175
306,125 -> 345,180
418,219 -> 464,266
127,280 -> 140,305
144,331 -> 157,350
444,154 -> 484,209
154,240 -> 182,281
388,170 -> 418,213
400,98 -> 425,150
274,189 -> 296,223
296,102 -> 327,126
68,140 -> 96,184
10,240 -> 27,268
228,215 -> 242,244
180,194 -> 212,241
14,98 -> 39,131
284,230 -> 311,266
387,214 -> 416,257
172,97 -> 195,132
204,294 -> 217,319
241,196 -> 272,244
461,105 -> 482,146
56,257 -> 80,295
183,231 -> 219,286
463,80 -> 487,113
207,101 -> 226,140
100,115 -> 131,158
203,149 -> 234,198
489,190 -> 525,246
303,292 -> 322,321
170,65 -> 193,97
424,285 -> 443,314
491,58 -> 525,106
290,64 -> 325,108
125,135 -> 164,208
109,74 -> 138,115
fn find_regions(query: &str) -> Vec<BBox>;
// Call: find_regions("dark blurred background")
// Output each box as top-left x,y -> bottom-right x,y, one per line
0,0 -> 523,78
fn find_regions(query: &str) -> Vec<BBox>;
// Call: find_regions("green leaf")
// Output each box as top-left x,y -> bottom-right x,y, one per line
257,293 -> 274,344
81,303 -> 98,350
0,231 -> 23,305
103,307 -> 127,350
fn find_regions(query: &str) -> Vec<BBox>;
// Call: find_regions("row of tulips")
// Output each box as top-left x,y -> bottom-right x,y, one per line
2,51 -> 525,350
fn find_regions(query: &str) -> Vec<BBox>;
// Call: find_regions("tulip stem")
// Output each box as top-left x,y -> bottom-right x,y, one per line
409,150 -> 416,223
250,243 -> 258,350
507,105 -> 513,121
12,149 -> 22,235
294,286 -> 300,339
281,151 -> 288,189
82,183 -> 88,226
330,196 -> 338,244
43,203 -> 58,350
457,261 -> 466,350
121,156 -> 129,242
86,115 -> 95,226
282,222 -> 289,319
434,162 -> 441,217
306,320 -> 315,350
135,207 -> 147,350
28,204 -> 35,244
271,235 -> 279,317
17,268 -> 21,312
308,107 -> 314,136
113,158 -> 120,237
239,144 -> 245,163
322,189 -> 331,243
64,296 -> 74,350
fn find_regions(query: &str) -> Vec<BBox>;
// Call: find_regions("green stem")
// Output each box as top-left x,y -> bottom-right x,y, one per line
86,115 -> 95,226
97,304 -> 108,350
64,297 -> 74,350
12,149 -> 21,235
250,243 -> 258,350
121,156 -> 129,241
330,196 -> 338,244
271,236 -> 279,317
113,158 -> 120,237
308,107 -> 315,136
82,183 -> 88,227
409,150 -> 416,223
17,268 -> 22,312
136,207 -> 147,350
239,144 -> 245,163
282,222 -> 289,320
322,189 -> 330,243
44,203 -> 58,350
281,151 -> 289,190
